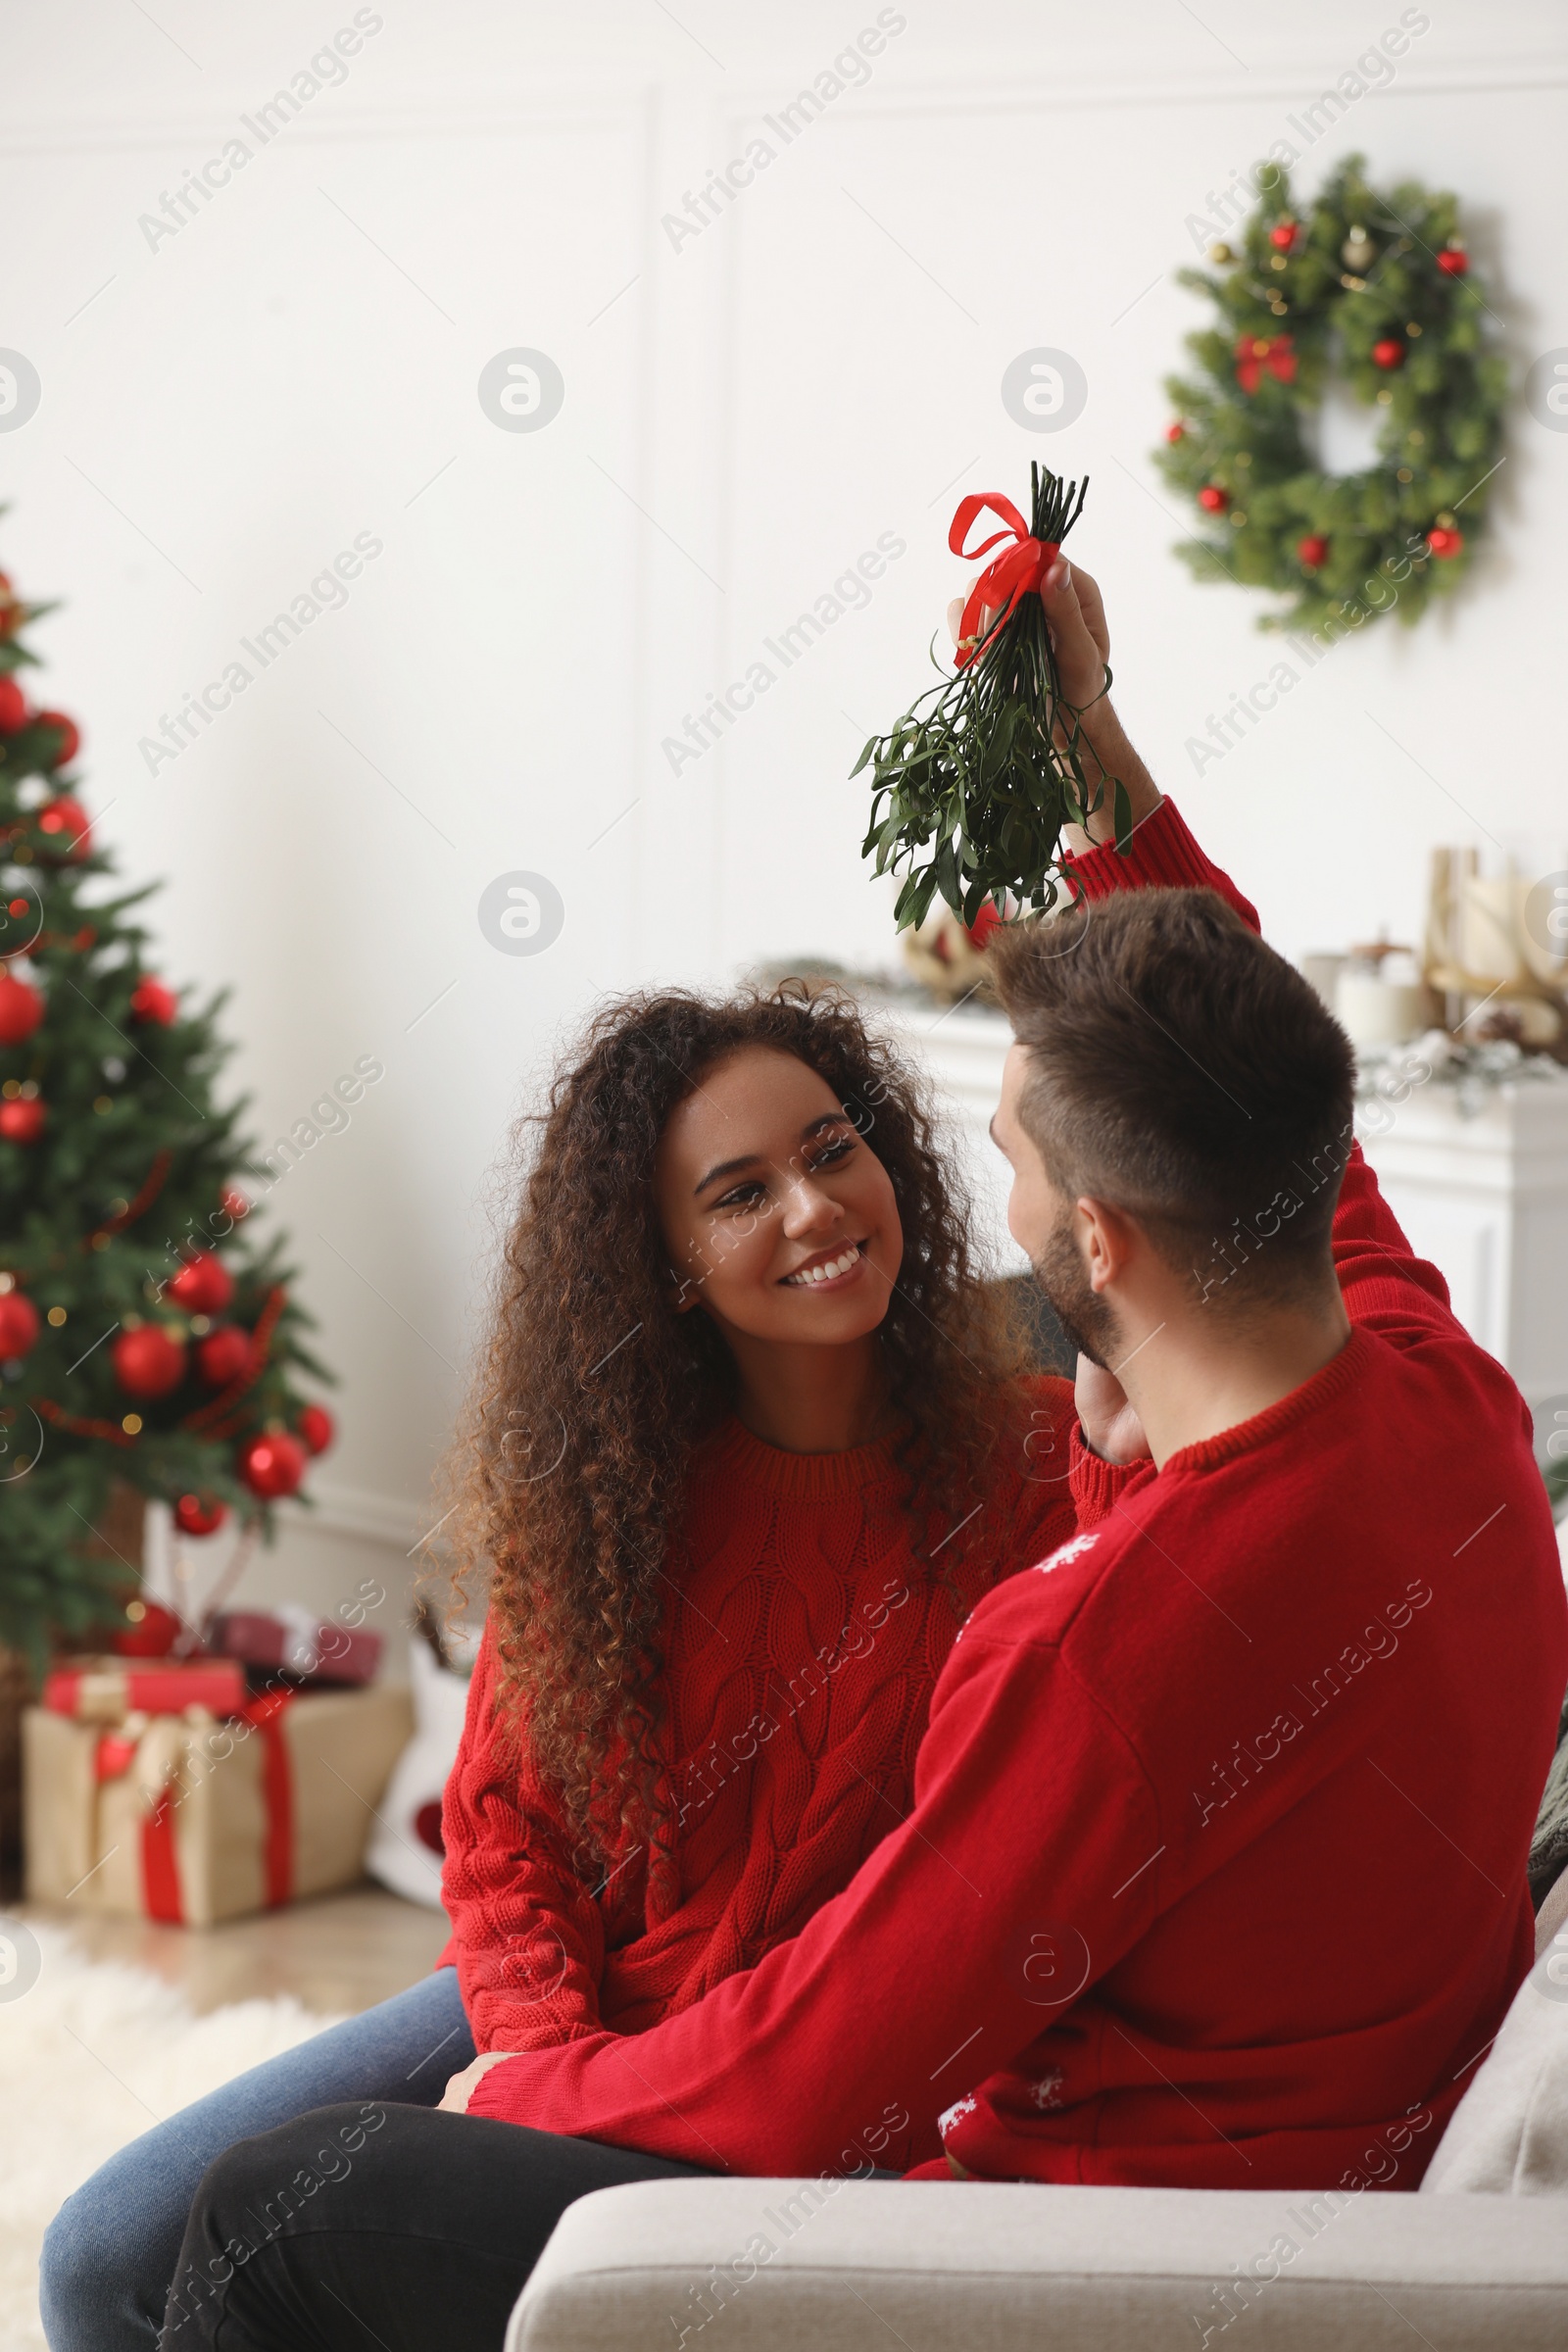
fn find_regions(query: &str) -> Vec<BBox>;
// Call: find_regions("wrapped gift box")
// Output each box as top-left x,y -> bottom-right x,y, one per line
23,1683 -> 413,1927
42,1657 -> 247,1723
210,1606 -> 383,1687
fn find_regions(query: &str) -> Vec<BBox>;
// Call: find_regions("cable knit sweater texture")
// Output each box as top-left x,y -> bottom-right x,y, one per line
442,1399 -> 1080,2053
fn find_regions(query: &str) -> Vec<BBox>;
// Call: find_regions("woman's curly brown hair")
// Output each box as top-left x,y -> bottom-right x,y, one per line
440,983 -> 1027,1868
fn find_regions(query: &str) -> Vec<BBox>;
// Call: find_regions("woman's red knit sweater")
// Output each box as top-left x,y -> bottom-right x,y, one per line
442,1401 -> 1080,2052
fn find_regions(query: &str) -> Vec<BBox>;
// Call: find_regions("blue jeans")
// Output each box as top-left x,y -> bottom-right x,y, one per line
40,1966 -> 472,2352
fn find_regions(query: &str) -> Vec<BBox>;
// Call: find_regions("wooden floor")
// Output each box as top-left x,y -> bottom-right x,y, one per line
20,1883 -> 452,2016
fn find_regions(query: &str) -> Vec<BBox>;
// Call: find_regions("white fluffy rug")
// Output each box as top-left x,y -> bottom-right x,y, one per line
0,1921 -> 342,2351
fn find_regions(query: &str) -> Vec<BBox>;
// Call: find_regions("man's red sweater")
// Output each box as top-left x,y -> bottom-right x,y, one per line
442,1400 -> 1080,2052
468,803 -> 1568,2189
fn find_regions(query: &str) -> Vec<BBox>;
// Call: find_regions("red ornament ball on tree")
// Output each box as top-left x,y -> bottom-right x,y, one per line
0,969 -> 43,1046
1268,220 -> 1297,250
297,1401 -> 335,1457
36,710 -> 80,767
1165,421 -> 1185,443
112,1597 -> 185,1657
0,676 -> 26,734
220,1186 -> 250,1224
1371,338 -> 1405,369
196,1324 -> 253,1388
1198,485 -> 1229,514
1427,526 -> 1464,559
112,1324 -> 187,1398
174,1493 -> 229,1538
36,795 -> 91,862
0,1289 -> 40,1357
129,976 -> 178,1025
1436,247 -> 1468,275
239,1430 -> 307,1499
168,1250 -> 234,1315
0,1096 -> 45,1145
1298,535 -> 1330,569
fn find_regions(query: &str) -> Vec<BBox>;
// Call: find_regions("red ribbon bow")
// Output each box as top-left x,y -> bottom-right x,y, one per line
1233,332 -> 1298,394
107,1686 -> 297,1925
949,493 -> 1058,668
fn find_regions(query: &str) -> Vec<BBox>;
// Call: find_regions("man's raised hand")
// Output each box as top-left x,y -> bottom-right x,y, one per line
945,556 -> 1160,853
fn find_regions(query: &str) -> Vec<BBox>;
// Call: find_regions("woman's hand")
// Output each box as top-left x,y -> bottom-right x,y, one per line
1074,1352 -> 1152,1466
439,2050 -> 520,2114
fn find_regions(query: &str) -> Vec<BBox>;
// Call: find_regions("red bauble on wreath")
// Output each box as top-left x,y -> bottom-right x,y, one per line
0,1096 -> 46,1144
36,795 -> 91,862
129,976 -> 178,1026
173,1493 -> 229,1538
297,1401 -> 335,1456
1371,338 -> 1405,370
0,969 -> 44,1046
0,676 -> 26,734
112,1324 -> 186,1398
168,1250 -> 233,1315
1427,525 -> 1465,559
1298,535 -> 1330,569
239,1430 -> 307,1499
196,1324 -> 253,1387
0,1289 -> 40,1358
1198,484 -> 1228,513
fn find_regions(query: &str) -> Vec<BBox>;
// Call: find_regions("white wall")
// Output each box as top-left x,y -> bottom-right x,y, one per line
3,2 -> 1565,1627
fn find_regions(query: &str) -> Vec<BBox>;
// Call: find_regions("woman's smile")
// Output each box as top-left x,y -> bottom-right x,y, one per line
781,1240 -> 870,1290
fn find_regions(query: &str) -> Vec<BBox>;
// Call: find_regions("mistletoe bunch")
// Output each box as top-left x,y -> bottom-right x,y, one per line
857,466 -> 1123,931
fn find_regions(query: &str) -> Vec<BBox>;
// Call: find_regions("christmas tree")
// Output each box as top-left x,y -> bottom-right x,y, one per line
0,527 -> 333,1667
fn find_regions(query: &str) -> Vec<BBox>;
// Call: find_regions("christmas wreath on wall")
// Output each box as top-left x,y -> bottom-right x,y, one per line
1154,155 -> 1507,636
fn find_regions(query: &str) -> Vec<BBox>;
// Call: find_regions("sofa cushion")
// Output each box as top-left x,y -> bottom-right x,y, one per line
1423,1864 -> 1568,2194
508,2178 -> 1568,2351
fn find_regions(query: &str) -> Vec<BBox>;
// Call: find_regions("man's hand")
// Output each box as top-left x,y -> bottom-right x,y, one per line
948,554 -> 1109,713
946,559 -> 1160,853
438,2050 -> 519,2114
1074,1352 -> 1152,1466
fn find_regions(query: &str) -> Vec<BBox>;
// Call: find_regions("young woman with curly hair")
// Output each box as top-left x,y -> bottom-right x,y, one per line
439,982 -> 1073,2059
41,980 -> 1081,2352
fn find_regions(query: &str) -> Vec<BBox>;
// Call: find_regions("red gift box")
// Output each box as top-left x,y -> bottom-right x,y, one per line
43,1656 -> 247,1723
210,1607 -> 382,1687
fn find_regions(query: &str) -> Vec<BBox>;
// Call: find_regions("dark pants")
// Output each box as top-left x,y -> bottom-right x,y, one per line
157,2101 -> 714,2352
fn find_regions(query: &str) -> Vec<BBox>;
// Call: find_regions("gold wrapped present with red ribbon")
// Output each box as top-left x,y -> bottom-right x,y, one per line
23,1683 -> 413,1927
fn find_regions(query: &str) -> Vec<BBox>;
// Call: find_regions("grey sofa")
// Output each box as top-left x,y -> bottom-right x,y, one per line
504,1868 -> 1568,2351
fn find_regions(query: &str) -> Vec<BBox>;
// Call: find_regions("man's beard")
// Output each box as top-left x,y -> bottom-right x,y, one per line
1034,1209 -> 1120,1372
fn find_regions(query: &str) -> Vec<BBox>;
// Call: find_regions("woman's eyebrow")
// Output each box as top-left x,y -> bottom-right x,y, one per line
694,1150 -> 762,1196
